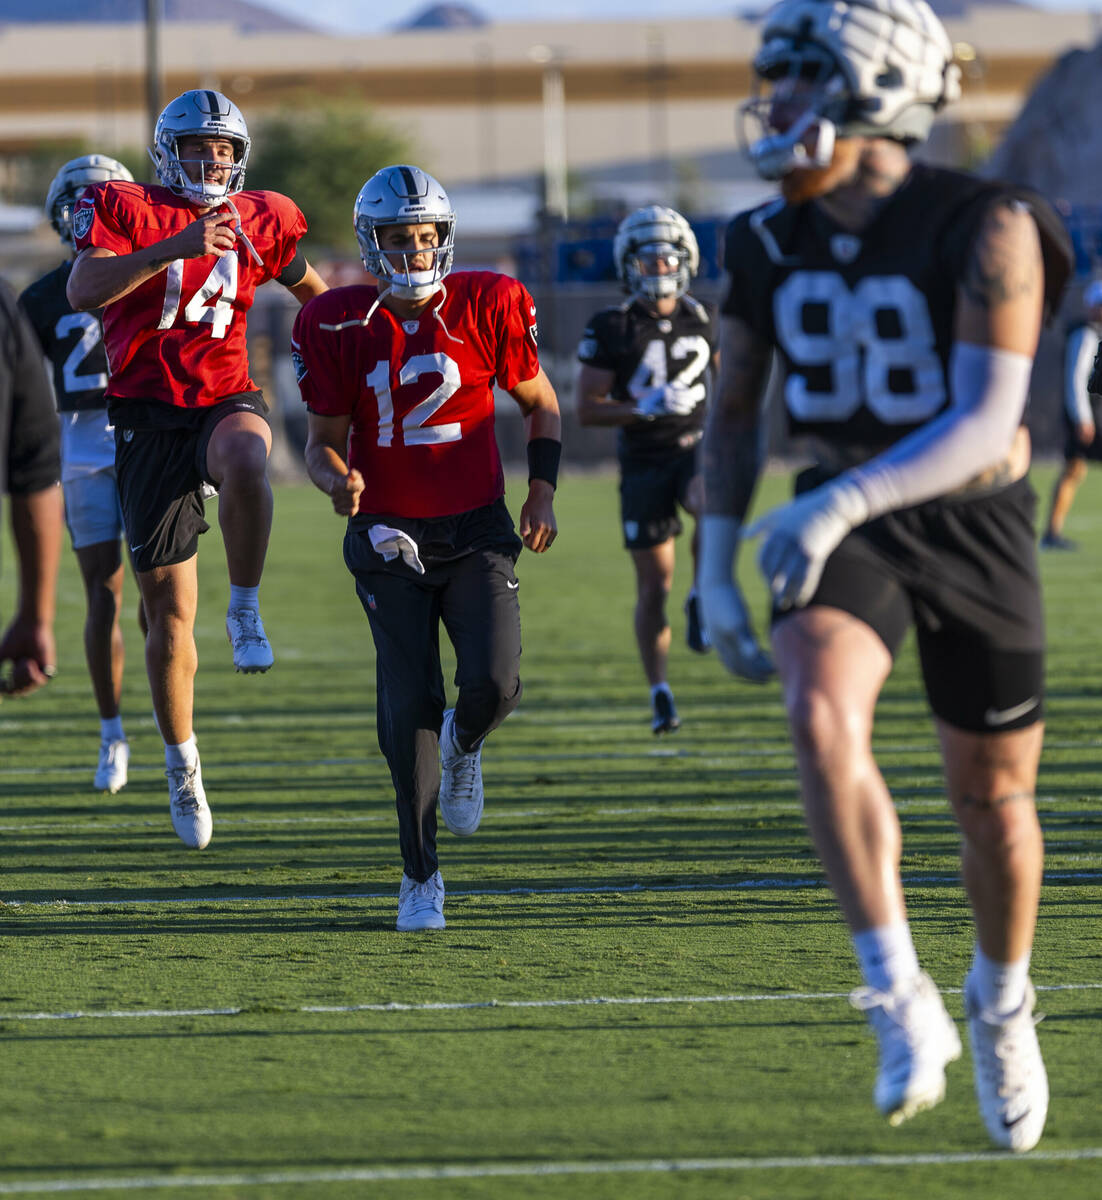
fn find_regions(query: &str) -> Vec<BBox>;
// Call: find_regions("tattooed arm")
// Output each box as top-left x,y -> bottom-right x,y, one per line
957,199 -> 1045,354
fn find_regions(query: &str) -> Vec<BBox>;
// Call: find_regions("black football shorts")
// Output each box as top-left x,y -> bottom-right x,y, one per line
618,444 -> 698,551
112,391 -> 269,572
776,474 -> 1045,734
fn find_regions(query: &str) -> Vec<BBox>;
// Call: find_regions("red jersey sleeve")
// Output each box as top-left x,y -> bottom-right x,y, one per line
490,277 -> 541,392
72,181 -> 135,256
291,292 -> 356,417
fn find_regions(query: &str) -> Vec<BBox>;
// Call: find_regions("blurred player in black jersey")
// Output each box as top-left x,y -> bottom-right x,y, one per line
577,206 -> 773,735
1040,279 -> 1102,549
20,155 -> 141,793
1,278 -> 62,700
698,0 -> 1071,1151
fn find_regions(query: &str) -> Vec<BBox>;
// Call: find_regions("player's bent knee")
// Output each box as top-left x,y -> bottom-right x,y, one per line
784,686 -> 865,758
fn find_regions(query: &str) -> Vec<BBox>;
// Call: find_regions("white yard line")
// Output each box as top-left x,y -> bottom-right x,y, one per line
4,981 -> 1099,1025
5,868 -> 1100,911
1,1148 -> 1100,1193
0,795 -> 1092,835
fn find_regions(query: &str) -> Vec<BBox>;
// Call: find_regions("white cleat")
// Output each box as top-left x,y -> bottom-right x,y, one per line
438,707 -> 484,836
396,870 -> 445,931
965,974 -> 1049,1151
94,737 -> 129,794
226,608 -> 274,674
851,971 -> 962,1126
166,760 -> 212,849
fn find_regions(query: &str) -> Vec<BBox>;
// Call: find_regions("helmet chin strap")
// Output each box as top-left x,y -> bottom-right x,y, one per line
221,196 -> 263,266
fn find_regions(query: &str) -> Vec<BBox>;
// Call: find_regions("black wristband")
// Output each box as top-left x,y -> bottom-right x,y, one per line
527,437 -> 561,489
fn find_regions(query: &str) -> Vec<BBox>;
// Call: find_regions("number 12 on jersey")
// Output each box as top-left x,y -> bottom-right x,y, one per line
365,353 -> 464,447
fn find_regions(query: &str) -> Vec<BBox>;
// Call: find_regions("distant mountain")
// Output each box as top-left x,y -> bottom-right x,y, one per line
0,0 -> 319,32
983,37 -> 1102,208
737,0 -> 1031,15
396,4 -> 489,31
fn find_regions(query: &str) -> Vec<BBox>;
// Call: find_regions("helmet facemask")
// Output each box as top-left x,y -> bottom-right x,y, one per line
357,218 -> 456,301
739,50 -> 845,181
624,242 -> 693,302
153,136 -> 248,208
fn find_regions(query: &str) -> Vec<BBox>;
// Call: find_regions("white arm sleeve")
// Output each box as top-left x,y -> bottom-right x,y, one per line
839,343 -> 1034,520
1065,326 -> 1100,425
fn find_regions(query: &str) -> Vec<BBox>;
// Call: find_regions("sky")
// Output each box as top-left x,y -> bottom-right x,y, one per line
256,0 -> 1092,35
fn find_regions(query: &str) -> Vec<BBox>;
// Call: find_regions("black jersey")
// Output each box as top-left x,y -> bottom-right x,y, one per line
19,261 -> 109,414
577,295 -> 714,459
721,164 -> 1071,449
1,278 -> 60,542
1089,335 -> 1102,399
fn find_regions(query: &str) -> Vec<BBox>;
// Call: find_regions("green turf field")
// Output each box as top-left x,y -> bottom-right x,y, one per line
2,464 -> 1100,1199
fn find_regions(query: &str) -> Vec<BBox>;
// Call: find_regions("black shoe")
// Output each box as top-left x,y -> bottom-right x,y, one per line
685,592 -> 711,654
651,688 -> 680,735
1040,531 -> 1077,551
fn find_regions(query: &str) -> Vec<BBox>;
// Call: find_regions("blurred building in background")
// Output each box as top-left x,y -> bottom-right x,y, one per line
2,1 -> 1099,460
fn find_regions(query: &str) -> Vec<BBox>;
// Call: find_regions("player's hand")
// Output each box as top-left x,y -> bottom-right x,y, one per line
520,481 -> 557,553
1077,420 -> 1096,447
171,211 -> 238,259
0,617 -> 57,698
660,382 -> 699,416
745,480 -> 867,610
632,384 -> 698,420
698,581 -> 775,682
329,469 -> 364,517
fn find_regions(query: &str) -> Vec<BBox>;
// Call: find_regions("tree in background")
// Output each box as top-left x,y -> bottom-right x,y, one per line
247,99 -> 411,255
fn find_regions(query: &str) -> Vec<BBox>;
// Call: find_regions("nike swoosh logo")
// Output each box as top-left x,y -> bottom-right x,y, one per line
506,580 -> 519,590
984,697 -> 1040,726
129,543 -> 145,554
1002,1107 -> 1033,1130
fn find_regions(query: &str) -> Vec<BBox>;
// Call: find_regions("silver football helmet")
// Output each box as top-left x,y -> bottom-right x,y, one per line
354,165 -> 456,300
149,89 -> 250,207
46,154 -> 133,246
740,0 -> 962,180
613,206 -> 700,303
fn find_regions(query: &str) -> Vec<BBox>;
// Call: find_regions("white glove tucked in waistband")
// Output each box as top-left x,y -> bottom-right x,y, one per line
368,524 -> 425,575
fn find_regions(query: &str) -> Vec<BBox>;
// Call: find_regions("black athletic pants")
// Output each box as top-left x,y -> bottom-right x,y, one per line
344,526 -> 522,882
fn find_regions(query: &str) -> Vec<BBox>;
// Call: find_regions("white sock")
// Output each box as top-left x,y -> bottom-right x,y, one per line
101,715 -> 125,743
165,737 -> 199,770
971,946 -> 1030,1017
650,682 -> 673,702
853,923 -> 921,993
229,584 -> 259,613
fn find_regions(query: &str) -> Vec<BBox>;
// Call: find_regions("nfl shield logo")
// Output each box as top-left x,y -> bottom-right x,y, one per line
366,593 -> 377,611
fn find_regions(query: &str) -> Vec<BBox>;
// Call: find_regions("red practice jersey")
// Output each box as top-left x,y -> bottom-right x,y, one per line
73,181 -> 306,408
292,271 -> 541,518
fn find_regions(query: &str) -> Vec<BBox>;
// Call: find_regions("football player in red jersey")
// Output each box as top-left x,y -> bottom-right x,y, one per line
698,0 -> 1072,1150
577,205 -> 774,738
293,164 -> 560,932
66,89 -> 328,850
21,155 -> 141,794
